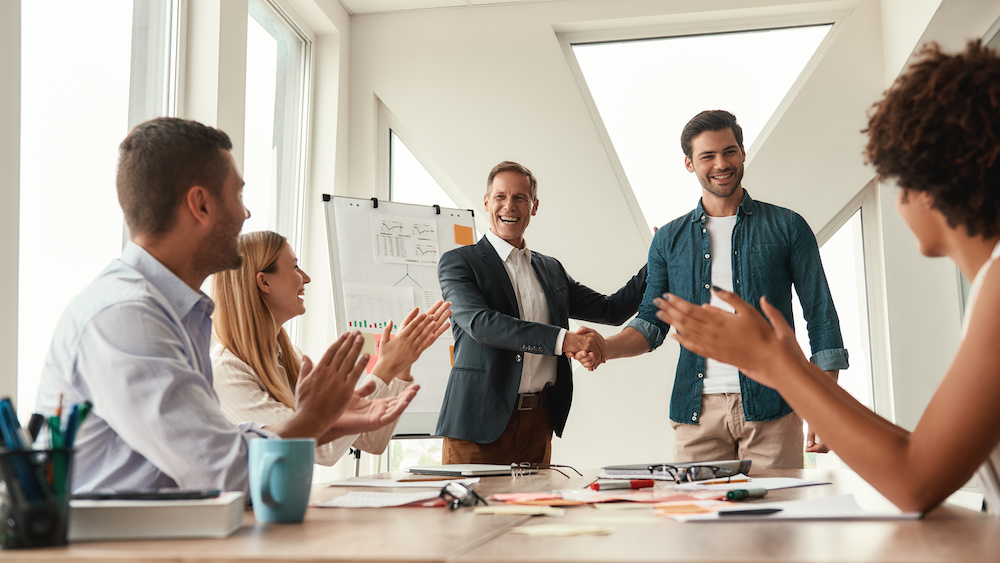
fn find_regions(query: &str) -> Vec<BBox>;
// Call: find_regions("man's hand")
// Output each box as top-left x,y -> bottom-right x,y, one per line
321,383 -> 420,441
806,425 -> 831,453
564,326 -> 607,370
275,331 -> 368,440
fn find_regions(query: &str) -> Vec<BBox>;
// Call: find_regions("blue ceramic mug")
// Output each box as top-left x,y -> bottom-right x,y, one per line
248,438 -> 315,523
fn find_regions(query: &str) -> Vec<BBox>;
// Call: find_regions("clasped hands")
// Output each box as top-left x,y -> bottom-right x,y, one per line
564,326 -> 607,371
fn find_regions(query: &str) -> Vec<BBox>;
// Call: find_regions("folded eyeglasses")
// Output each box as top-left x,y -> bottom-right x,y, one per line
510,462 -> 582,479
647,464 -> 736,484
439,482 -> 488,510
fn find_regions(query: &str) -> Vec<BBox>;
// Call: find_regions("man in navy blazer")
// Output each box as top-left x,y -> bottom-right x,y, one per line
435,161 -> 647,464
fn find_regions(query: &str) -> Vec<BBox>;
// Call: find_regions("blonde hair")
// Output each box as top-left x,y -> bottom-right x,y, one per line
212,231 -> 302,408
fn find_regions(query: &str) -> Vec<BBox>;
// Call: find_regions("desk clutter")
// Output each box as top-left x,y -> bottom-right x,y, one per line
313,461 -> 916,526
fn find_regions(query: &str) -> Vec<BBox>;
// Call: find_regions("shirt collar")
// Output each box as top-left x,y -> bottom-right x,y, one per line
120,241 -> 214,319
485,230 -> 532,265
692,188 -> 756,223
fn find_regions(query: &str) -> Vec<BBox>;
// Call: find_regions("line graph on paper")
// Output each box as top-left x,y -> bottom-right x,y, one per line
372,215 -> 440,266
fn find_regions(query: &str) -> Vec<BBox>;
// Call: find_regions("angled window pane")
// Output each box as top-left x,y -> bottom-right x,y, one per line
573,25 -> 830,229
390,131 -> 456,208
793,210 -> 873,410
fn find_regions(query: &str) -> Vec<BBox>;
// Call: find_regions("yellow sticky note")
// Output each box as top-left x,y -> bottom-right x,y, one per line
454,224 -> 474,246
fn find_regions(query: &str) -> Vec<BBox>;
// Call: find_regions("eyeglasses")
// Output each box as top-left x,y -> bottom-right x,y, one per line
510,462 -> 582,479
439,482 -> 488,510
647,464 -> 735,484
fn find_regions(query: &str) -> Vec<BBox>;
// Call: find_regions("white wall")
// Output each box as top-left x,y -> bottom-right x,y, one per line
334,0 -> 1000,468
0,1 -> 19,401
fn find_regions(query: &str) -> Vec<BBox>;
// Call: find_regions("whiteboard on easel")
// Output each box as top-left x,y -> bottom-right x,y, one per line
322,195 -> 477,436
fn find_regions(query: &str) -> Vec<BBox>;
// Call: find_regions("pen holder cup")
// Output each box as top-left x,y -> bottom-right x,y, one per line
0,448 -> 74,549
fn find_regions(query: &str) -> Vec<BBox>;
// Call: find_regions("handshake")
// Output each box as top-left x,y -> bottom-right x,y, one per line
563,326 -> 607,371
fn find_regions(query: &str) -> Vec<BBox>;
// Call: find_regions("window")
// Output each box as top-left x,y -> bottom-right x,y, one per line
389,131 -> 457,208
242,0 -> 310,246
385,130 -> 454,471
792,207 -> 876,469
18,0 -> 178,419
572,25 -> 831,230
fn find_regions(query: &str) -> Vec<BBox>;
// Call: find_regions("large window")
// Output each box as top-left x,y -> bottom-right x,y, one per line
242,0 -> 310,247
18,0 -> 177,418
572,26 -> 830,230
570,25 -> 877,468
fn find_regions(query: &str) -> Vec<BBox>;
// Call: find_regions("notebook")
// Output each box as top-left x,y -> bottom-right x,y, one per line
406,464 -> 536,477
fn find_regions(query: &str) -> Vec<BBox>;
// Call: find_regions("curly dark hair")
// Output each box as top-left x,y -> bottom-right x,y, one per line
864,40 -> 1000,239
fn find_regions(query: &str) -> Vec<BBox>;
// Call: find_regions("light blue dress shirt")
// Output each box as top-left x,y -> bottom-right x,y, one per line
36,242 -> 276,493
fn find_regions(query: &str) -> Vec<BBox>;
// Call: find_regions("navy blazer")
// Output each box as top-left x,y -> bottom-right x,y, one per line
435,236 -> 647,444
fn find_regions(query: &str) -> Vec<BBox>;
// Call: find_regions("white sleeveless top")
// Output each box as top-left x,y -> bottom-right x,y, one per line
963,240 -> 1000,515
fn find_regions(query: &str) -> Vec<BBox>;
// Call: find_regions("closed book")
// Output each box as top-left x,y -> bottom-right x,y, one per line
68,491 -> 245,541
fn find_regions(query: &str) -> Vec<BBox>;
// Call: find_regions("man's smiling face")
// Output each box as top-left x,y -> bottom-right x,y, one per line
484,170 -> 538,249
684,128 -> 746,200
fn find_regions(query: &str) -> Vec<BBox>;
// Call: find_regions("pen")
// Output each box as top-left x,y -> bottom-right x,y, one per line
718,507 -> 783,516
590,479 -> 655,491
727,488 -> 768,500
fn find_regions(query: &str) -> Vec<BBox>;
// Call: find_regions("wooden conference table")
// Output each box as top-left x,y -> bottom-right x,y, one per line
3,468 -> 999,562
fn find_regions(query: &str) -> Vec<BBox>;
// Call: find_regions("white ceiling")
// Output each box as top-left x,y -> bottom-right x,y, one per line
338,0 -> 559,16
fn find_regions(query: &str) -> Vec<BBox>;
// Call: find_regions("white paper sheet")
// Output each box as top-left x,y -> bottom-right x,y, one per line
315,491 -> 441,508
325,477 -> 479,488
668,494 -> 921,522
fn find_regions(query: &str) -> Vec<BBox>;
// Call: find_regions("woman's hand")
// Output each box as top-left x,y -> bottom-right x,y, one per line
371,301 -> 452,382
653,288 -> 807,389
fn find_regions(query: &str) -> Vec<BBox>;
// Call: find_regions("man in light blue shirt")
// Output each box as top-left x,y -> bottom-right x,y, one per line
36,117 -> 416,493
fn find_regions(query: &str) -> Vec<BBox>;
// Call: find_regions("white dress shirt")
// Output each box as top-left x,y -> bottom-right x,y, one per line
485,230 -> 565,393
211,343 -> 410,464
36,242 -> 277,494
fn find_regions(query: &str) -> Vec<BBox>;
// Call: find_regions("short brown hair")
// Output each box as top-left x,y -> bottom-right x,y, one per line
117,117 -> 234,237
486,161 -> 538,201
680,110 -> 744,159
865,40 -> 1000,239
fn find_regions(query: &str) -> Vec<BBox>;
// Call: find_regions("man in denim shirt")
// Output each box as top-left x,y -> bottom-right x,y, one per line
577,110 -> 848,468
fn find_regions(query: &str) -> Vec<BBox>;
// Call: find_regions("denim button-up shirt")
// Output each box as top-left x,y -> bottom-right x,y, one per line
628,190 -> 849,424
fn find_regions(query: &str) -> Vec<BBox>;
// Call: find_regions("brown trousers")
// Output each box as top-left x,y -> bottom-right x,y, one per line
442,400 -> 552,465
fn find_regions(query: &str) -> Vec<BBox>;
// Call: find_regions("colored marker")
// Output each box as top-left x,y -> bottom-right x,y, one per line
590,479 -> 655,491
726,488 -> 768,500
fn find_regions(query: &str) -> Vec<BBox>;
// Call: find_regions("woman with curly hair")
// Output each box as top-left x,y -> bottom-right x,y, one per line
211,230 -> 451,464
653,39 -> 1000,514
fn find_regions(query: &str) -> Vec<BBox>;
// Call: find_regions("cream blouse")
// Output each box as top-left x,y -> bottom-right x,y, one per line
210,342 -> 409,465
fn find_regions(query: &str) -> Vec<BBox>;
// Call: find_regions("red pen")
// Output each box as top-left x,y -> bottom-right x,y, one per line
590,479 -> 655,491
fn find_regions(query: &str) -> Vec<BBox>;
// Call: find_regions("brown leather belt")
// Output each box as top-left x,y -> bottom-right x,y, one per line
516,388 -> 547,411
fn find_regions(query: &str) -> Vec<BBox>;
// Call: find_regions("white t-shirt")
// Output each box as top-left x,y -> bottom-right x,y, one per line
703,215 -> 741,394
